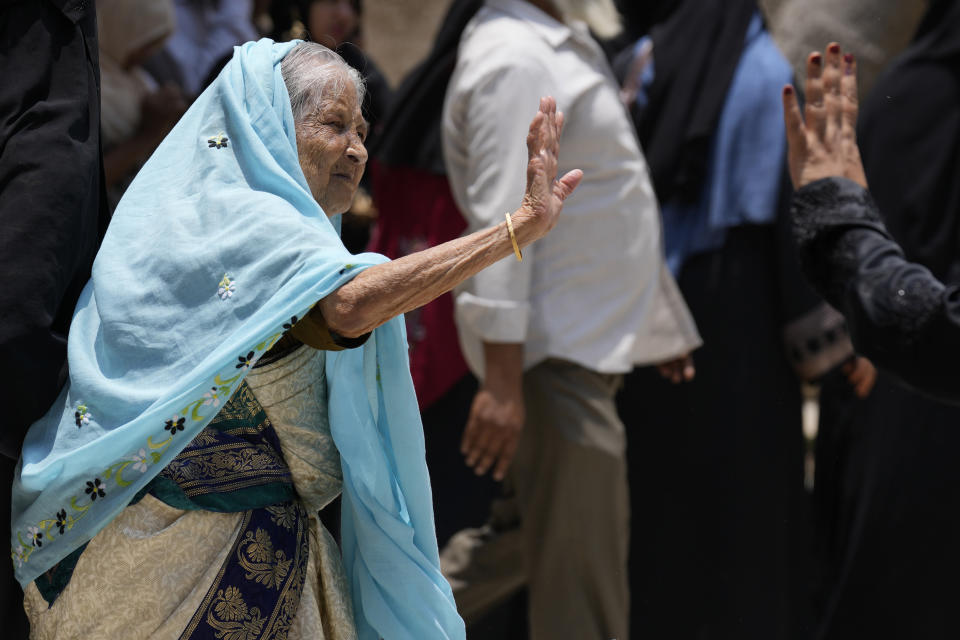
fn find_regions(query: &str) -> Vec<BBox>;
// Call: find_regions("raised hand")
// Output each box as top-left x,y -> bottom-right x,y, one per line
512,96 -> 583,244
782,43 -> 868,189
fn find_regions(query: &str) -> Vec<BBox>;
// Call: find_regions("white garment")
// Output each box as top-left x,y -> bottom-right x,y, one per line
442,0 -> 701,380
97,0 -> 175,148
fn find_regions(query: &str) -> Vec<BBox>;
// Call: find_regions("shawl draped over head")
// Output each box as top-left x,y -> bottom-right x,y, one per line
11,38 -> 465,640
97,0 -> 176,147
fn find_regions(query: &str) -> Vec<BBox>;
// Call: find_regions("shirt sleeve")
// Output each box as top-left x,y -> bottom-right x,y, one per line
791,177 -> 960,403
444,59 -> 556,344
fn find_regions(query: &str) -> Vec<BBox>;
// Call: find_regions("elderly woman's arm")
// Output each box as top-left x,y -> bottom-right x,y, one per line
318,97 -> 582,338
783,44 -> 960,402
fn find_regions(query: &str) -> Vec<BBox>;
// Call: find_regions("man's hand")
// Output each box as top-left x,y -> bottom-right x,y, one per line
842,356 -> 877,399
462,343 -> 525,481
656,353 -> 695,384
782,43 -> 868,190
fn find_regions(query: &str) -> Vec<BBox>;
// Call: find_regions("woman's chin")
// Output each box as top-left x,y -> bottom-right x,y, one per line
318,198 -> 353,218
318,183 -> 358,216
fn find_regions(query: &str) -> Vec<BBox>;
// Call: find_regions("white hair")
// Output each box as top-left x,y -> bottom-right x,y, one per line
281,42 -> 367,123
551,0 -> 623,39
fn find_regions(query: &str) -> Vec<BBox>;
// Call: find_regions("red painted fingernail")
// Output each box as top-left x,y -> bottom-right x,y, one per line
843,53 -> 854,63
828,44 -> 841,54
811,54 -> 822,65
784,86 -> 794,95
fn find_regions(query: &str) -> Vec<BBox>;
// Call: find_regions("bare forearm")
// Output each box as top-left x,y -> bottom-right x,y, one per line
319,95 -> 580,338
320,217 -> 526,337
482,342 -> 524,392
462,341 -> 525,480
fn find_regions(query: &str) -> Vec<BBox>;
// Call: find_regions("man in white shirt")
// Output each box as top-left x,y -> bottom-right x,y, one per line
442,0 -> 701,637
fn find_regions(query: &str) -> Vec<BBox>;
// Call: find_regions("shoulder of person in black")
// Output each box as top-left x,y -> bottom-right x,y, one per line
0,0 -> 109,458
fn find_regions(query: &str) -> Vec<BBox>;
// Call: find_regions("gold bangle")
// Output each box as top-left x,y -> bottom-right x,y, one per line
505,212 -> 523,262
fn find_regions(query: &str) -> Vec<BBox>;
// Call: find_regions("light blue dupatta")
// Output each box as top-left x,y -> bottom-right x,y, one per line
10,38 -> 465,640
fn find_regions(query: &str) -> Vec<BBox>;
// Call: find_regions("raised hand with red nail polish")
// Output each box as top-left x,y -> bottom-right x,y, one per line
781,42 -> 868,189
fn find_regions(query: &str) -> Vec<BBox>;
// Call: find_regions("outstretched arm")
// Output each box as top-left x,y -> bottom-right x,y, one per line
318,96 -> 583,338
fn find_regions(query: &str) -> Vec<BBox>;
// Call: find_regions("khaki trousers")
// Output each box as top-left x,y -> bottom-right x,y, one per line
442,359 -> 630,640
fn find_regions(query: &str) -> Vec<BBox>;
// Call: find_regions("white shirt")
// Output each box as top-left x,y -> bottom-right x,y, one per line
442,0 -> 701,380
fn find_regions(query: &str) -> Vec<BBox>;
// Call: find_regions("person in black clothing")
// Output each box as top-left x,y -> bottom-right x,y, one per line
0,0 -> 110,635
785,9 -> 960,635
784,33 -> 960,405
613,3 -> 841,636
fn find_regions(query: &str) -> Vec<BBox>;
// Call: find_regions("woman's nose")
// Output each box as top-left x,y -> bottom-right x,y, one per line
346,137 -> 368,165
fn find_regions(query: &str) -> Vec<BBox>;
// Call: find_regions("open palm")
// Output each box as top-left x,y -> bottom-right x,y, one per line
513,96 -> 583,242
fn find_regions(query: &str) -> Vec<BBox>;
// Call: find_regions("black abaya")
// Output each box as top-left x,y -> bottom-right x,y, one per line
0,1 -> 109,636
0,0 -> 109,457
616,3 -> 823,636
620,226 -> 811,640
808,3 -> 960,637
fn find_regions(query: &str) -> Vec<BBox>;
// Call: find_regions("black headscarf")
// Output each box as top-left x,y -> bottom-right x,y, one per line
626,0 -> 758,205
858,0 -> 960,282
370,0 -> 482,173
614,0 -> 678,43
910,0 -> 960,60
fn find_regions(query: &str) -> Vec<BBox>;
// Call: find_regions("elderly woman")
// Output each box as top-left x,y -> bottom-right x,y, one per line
10,40 -> 580,640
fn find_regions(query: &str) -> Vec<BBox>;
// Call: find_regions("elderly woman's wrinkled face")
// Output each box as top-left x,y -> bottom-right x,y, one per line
295,79 -> 368,216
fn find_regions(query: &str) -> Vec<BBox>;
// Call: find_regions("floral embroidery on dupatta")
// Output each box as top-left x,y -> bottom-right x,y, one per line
74,403 -> 91,428
207,133 -> 229,149
11,315 -> 301,573
218,274 -> 237,300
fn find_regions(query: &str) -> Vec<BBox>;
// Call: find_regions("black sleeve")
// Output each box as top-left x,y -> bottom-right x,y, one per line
791,177 -> 960,402
329,329 -> 372,350
288,309 -> 371,352
775,166 -> 854,381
